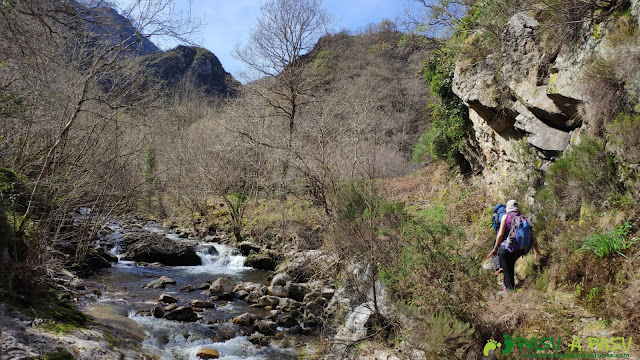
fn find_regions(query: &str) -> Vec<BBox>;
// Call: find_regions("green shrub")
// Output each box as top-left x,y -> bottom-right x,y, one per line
424,312 -> 474,352
579,222 -> 636,258
535,271 -> 550,292
224,191 -> 247,242
544,137 -> 621,217
413,49 -> 471,171
607,113 -> 640,164
585,286 -> 604,312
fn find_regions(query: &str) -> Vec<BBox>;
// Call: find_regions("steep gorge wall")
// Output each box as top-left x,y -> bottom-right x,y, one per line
453,2 -> 640,197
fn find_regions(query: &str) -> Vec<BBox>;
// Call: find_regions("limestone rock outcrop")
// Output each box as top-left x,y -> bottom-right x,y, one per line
451,10 -> 627,192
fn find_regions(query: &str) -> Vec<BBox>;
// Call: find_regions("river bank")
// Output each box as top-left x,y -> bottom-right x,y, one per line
1,219 -> 335,360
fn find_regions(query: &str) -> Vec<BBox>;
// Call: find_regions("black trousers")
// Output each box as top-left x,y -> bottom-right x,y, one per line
498,247 -> 522,290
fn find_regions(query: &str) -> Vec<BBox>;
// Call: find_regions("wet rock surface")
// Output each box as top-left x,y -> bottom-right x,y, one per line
44,222 -> 332,359
244,251 -> 277,270
142,275 -> 176,289
121,231 -> 202,266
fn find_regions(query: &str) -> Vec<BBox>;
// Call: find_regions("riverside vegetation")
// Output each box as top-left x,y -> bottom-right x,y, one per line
1,0 -> 640,359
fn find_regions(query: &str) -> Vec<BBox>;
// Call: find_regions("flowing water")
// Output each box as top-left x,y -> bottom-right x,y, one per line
82,223 -> 304,360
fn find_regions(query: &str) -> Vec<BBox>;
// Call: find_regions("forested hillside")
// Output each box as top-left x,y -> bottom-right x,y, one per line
1,0 -> 639,359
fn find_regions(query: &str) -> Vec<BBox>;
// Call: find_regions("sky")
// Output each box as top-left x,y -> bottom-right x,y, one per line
118,0 -> 418,80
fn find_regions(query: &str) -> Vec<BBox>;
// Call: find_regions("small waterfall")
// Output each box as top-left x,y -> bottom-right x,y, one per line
108,232 -> 123,258
187,244 -> 248,274
88,221 -> 300,360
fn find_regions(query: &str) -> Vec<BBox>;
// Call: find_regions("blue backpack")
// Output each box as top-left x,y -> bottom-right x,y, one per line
505,212 -> 533,254
491,204 -> 507,232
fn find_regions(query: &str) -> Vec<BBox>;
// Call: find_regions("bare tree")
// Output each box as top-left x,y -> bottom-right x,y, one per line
401,0 -> 476,37
233,0 -> 333,189
0,0 -> 201,294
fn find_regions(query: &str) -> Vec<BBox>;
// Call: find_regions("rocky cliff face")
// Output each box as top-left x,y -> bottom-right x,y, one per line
453,2 -> 640,193
139,45 -> 240,97
81,5 -> 239,98
82,4 -> 159,54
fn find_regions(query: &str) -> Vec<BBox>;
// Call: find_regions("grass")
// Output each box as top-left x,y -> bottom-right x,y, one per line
579,222 -> 636,258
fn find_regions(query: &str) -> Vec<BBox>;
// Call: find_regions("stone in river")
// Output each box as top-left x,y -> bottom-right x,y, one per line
196,348 -> 220,359
164,306 -> 197,322
159,294 -> 178,304
143,276 -> 176,289
209,277 -> 234,295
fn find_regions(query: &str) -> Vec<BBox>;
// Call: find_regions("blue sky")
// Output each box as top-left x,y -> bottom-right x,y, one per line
121,0 -> 417,79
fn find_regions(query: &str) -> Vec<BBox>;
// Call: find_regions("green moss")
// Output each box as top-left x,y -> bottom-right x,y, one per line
547,73 -> 559,94
22,292 -> 88,334
39,347 -> 75,360
103,330 -> 120,348
41,320 -> 76,335
592,23 -> 604,39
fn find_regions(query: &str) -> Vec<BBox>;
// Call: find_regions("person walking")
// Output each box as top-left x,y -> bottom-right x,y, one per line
487,200 -> 540,290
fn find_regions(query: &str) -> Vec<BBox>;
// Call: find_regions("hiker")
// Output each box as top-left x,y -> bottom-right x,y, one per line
490,203 -> 507,276
487,200 -> 540,290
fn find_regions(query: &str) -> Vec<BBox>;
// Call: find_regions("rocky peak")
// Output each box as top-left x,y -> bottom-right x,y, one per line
139,45 -> 240,97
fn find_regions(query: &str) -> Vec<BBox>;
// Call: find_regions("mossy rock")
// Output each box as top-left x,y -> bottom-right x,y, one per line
41,347 -> 75,360
244,251 -> 277,271
24,293 -> 88,332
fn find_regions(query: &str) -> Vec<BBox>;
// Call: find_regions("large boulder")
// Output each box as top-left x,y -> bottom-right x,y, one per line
122,232 -> 201,266
244,252 -> 277,271
256,296 -> 281,307
151,306 -> 165,318
277,315 -> 299,328
238,241 -> 261,256
284,282 -> 309,302
248,333 -> 269,346
270,273 -> 292,287
159,294 -> 178,304
83,247 -> 118,270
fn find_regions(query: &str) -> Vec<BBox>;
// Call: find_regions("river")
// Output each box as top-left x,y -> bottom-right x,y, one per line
81,222 -> 313,360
